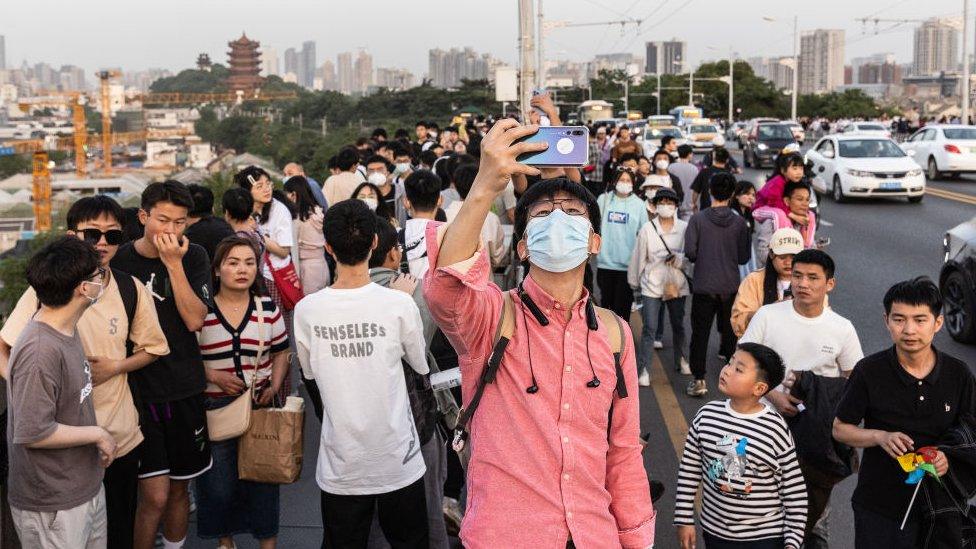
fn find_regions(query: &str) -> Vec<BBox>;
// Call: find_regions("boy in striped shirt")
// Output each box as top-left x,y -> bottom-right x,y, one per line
675,343 -> 808,549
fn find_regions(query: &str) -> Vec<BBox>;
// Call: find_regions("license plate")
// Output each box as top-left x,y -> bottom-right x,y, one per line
881,181 -> 902,190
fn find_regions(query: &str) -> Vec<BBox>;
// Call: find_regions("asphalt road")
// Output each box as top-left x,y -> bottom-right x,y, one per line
185,149 -> 976,549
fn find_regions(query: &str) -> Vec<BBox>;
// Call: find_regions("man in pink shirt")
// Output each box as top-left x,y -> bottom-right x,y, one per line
424,119 -> 655,549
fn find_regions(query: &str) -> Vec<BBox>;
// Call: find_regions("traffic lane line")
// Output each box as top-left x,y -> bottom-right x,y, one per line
629,310 -> 689,461
927,186 -> 976,205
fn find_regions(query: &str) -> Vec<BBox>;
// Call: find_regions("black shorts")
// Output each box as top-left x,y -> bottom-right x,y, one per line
137,393 -> 213,480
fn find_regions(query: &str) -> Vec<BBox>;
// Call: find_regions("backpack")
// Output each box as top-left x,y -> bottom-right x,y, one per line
111,268 -> 138,356
451,291 -> 627,469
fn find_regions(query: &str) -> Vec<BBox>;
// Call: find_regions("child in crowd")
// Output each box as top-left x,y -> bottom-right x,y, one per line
675,343 -> 807,549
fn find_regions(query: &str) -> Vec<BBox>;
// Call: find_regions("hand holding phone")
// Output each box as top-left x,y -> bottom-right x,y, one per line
475,119 -> 547,193
514,126 -> 589,167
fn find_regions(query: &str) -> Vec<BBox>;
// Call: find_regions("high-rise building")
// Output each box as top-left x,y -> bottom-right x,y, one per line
644,41 -> 685,74
353,50 -> 373,93
376,67 -> 415,91
913,18 -> 960,76
747,56 -> 794,90
852,53 -> 901,84
58,65 -> 86,90
0,36 -> 5,71
428,47 -> 499,88
319,60 -> 337,91
337,52 -> 354,94
284,48 -> 298,79
799,29 -> 845,94
299,41 -> 316,88
261,47 -> 279,77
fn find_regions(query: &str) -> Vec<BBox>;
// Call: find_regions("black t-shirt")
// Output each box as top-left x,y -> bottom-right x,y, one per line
111,241 -> 212,403
184,215 -> 235,262
690,165 -> 731,211
835,346 -> 976,521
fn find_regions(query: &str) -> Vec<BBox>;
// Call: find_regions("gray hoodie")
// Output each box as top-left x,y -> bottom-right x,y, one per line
684,206 -> 751,295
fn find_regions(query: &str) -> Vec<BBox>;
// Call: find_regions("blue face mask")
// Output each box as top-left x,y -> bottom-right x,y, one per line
525,209 -> 593,273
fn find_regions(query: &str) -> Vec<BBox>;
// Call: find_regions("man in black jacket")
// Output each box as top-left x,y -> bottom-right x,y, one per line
684,172 -> 751,397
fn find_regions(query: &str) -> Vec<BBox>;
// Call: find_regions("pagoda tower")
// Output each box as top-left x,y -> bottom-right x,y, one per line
226,32 -> 264,92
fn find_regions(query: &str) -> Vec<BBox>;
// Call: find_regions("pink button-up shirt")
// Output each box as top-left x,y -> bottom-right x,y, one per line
423,223 -> 655,549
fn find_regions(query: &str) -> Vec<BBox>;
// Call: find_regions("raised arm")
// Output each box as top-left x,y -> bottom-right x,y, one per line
436,119 -> 545,268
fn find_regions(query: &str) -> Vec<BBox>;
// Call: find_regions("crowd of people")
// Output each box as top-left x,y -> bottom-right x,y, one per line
0,92 -> 974,549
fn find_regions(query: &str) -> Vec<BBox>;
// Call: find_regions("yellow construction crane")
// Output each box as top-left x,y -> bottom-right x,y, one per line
96,70 -> 121,174
31,152 -> 51,232
17,93 -> 88,177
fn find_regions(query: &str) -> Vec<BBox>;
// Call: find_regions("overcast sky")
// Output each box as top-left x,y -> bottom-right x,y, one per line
1,0 -> 966,78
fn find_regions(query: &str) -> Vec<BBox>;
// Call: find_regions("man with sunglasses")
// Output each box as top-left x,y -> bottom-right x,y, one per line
0,195 -> 169,549
424,120 -> 655,548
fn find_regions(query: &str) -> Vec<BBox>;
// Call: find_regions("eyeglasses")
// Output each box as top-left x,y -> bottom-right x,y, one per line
87,267 -> 107,282
527,198 -> 589,218
80,229 -> 124,246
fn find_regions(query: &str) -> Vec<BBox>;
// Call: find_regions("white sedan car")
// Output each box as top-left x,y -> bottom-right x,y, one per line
805,135 -> 925,203
642,126 -> 686,157
900,124 -> 976,180
842,121 -> 892,138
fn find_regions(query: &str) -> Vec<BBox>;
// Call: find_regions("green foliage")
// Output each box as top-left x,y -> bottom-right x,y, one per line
202,172 -> 236,216
150,65 -> 231,93
797,89 -> 882,119
0,231 -> 59,317
0,154 -> 31,179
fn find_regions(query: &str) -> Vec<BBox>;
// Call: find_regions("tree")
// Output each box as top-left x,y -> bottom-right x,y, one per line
149,65 -> 231,93
798,89 -> 881,119
0,154 -> 31,179
0,232 -> 59,317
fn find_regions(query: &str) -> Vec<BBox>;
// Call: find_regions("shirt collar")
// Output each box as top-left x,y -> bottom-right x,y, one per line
520,274 -> 590,324
887,345 -> 944,386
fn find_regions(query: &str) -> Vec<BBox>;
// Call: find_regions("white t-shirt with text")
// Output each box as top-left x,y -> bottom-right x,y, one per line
259,199 -> 295,277
294,283 -> 429,495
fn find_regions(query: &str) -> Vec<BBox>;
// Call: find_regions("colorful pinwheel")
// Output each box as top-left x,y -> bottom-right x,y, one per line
897,446 -> 942,530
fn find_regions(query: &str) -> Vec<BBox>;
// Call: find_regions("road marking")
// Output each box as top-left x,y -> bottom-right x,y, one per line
629,311 -> 689,460
927,186 -> 976,205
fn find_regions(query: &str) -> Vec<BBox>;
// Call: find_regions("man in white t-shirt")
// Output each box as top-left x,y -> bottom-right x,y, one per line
401,170 -> 444,279
294,198 -> 429,548
740,248 -> 863,549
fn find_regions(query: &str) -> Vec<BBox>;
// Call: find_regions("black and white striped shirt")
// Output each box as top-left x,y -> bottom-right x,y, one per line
674,400 -> 808,548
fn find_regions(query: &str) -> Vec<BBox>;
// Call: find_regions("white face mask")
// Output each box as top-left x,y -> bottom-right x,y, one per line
615,182 -> 633,195
360,197 -> 378,211
655,160 -> 669,170
656,204 -> 676,218
368,172 -> 388,187
394,162 -> 411,175
82,279 -> 104,305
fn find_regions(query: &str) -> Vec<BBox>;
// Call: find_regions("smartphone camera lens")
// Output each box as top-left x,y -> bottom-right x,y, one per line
573,130 -> 583,135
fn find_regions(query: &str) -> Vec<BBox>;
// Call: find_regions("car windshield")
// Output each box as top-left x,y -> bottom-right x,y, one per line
838,139 -> 905,158
944,128 -> 976,140
857,124 -> 886,131
758,125 -> 794,140
645,127 -> 682,139
689,125 -> 717,133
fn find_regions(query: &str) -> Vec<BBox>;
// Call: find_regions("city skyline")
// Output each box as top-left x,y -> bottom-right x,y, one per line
0,0 -> 968,84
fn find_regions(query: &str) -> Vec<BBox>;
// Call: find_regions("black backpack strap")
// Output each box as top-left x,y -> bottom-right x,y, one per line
451,291 -> 514,452
397,228 -> 409,273
112,268 -> 138,356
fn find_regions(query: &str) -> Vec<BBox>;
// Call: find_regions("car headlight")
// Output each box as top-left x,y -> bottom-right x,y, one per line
907,168 -> 923,177
757,143 -> 768,150
847,168 -> 874,177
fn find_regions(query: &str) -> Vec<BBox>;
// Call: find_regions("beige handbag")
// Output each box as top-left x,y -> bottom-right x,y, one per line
206,297 -> 265,442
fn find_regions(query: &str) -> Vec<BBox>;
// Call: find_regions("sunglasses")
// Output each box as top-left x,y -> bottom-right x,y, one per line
80,229 -> 125,246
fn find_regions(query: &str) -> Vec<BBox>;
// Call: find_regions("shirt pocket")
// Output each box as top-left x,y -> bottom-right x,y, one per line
580,363 -> 616,430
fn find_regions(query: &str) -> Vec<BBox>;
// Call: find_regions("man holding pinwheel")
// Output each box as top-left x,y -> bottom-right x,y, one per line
833,278 -> 976,548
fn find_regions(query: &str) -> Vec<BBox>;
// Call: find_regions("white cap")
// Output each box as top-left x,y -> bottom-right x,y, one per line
639,174 -> 673,189
770,227 -> 804,255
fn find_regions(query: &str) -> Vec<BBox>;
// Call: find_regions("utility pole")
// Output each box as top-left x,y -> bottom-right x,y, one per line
656,73 -> 661,115
518,0 -> 536,120
791,15 -> 799,121
537,0 -> 545,89
689,69 -> 694,105
963,0 -> 971,124
728,49 -> 735,124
